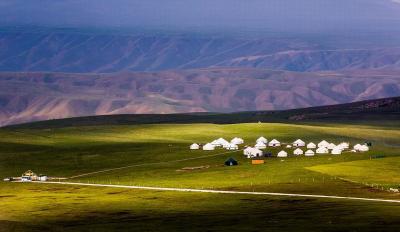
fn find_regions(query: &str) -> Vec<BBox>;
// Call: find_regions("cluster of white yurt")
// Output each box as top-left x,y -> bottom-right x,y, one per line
191,137 -> 245,151
243,147 -> 263,158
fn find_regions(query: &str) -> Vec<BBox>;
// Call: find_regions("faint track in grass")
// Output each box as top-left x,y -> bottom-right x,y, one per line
31,181 -> 400,204
68,149 -> 243,179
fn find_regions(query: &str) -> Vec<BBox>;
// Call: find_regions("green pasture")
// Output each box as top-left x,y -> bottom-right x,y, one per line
1,122 -> 400,231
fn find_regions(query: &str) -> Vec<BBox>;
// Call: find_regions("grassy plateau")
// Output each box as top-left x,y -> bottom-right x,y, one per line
1,121 -> 400,231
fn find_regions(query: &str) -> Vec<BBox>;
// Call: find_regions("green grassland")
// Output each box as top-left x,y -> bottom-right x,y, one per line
1,122 -> 400,231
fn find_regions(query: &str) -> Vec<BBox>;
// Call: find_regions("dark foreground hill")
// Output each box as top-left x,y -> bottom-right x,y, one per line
6,96 -> 399,129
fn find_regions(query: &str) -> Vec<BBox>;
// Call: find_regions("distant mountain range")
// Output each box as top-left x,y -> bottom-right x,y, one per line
1,29 -> 400,73
0,68 -> 399,126
0,28 -> 399,125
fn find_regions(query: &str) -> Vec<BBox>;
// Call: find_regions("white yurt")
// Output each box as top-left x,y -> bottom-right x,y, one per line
353,144 -> 362,151
307,142 -> 317,149
190,143 -> 200,150
318,140 -> 329,148
211,140 -> 221,147
305,150 -> 315,157
316,147 -> 329,154
203,143 -> 215,151
331,147 -> 342,155
244,147 -> 263,158
293,139 -> 306,147
338,142 -> 349,149
226,143 -> 239,150
277,150 -> 288,158
231,137 -> 244,145
358,145 -> 369,152
256,136 -> 268,144
255,142 -> 267,149
286,145 -> 292,148
293,148 -> 304,155
328,143 -> 336,150
268,139 -> 281,147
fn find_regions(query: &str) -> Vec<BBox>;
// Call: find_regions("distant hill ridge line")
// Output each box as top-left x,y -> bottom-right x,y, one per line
0,69 -> 399,126
5,96 -> 399,129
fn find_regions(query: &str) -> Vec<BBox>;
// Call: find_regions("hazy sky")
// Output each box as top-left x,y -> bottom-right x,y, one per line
1,0 -> 400,32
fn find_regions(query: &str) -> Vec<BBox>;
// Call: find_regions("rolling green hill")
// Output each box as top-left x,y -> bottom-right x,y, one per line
1,116 -> 400,231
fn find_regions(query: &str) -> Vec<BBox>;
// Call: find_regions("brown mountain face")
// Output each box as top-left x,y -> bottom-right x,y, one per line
0,68 -> 399,126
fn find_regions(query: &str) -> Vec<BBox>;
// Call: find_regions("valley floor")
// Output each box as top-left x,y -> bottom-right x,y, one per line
1,122 -> 400,231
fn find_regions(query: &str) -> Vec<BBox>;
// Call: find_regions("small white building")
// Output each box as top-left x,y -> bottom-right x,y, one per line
307,142 -> 317,149
190,143 -> 200,150
293,148 -> 304,155
305,150 -> 315,157
316,147 -> 329,154
277,150 -> 288,158
256,136 -> 268,144
293,139 -> 306,147
255,142 -> 267,149
268,139 -> 281,147
318,140 -> 329,148
231,137 -> 244,145
203,143 -> 215,151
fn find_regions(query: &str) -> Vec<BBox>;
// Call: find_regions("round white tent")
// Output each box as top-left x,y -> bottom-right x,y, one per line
203,143 -> 215,151
268,139 -> 281,147
277,150 -> 288,158
190,143 -> 200,150
305,150 -> 315,156
318,140 -> 329,148
331,147 -> 342,155
256,137 -> 268,144
231,137 -> 244,145
316,147 -> 329,154
338,142 -> 349,149
226,143 -> 239,150
328,143 -> 336,150
293,148 -> 303,155
244,147 -> 263,158
307,142 -> 317,149
304,150 -> 315,156
255,142 -> 267,149
358,145 -> 369,152
293,139 -> 305,147
353,144 -> 362,151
